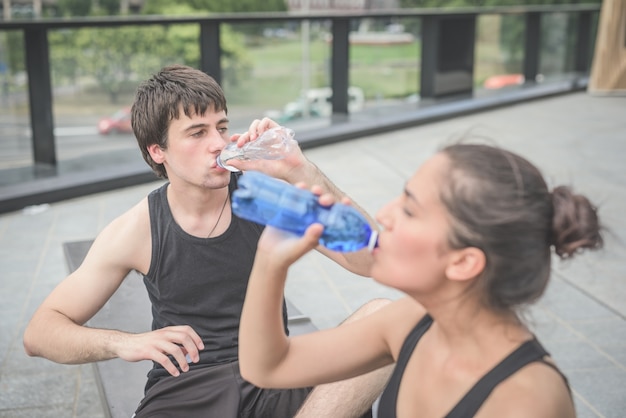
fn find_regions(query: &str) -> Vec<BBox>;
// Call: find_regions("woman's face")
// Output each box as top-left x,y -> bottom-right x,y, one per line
372,153 -> 455,295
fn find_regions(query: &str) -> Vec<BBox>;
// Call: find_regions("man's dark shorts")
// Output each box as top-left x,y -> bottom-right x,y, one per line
132,361 -> 312,418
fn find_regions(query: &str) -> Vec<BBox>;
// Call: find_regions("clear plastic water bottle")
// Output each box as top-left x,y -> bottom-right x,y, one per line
217,126 -> 297,172
232,171 -> 378,252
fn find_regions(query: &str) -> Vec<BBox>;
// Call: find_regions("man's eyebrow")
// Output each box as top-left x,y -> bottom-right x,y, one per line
182,118 -> 229,132
183,123 -> 208,132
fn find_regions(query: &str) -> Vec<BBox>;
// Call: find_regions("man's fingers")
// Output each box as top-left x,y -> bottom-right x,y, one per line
135,326 -> 205,376
169,325 -> 204,363
179,337 -> 203,364
246,117 -> 279,141
152,349 -> 181,377
165,343 -> 191,373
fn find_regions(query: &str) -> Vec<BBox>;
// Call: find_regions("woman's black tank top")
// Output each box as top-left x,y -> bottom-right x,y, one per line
377,314 -> 570,417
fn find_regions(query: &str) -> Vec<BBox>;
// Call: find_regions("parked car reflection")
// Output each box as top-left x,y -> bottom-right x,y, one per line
483,74 -> 525,90
98,107 -> 132,135
265,87 -> 365,123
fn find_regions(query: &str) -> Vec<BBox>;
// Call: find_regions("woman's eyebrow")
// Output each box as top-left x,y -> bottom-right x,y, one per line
403,186 -> 422,208
404,186 -> 417,201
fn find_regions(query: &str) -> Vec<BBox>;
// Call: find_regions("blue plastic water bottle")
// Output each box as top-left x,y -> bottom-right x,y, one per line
232,171 -> 378,252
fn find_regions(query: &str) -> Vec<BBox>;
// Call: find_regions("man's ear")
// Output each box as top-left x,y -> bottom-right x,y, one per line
446,247 -> 486,282
147,143 -> 165,164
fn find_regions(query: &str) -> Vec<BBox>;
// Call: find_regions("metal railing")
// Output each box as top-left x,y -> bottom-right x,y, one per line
0,4 -> 601,212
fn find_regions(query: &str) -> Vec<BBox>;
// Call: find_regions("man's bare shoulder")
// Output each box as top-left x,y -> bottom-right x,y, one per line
88,196 -> 152,274
98,196 -> 150,239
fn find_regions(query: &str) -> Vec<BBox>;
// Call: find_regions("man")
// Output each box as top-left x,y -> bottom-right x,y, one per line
23,64 -> 390,417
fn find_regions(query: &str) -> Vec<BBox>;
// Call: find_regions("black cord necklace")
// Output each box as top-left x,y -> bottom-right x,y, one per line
207,193 -> 229,238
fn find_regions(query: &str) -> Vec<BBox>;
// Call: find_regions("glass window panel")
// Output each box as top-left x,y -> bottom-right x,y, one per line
0,29 -> 31,185
223,19 -> 333,133
49,24 -> 197,175
539,12 -> 573,80
474,14 -> 525,94
348,17 -> 420,118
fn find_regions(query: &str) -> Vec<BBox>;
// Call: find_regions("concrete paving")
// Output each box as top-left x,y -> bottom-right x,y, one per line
0,91 -> 624,417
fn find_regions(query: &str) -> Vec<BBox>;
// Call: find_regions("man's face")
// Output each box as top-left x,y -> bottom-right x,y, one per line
149,105 -> 232,190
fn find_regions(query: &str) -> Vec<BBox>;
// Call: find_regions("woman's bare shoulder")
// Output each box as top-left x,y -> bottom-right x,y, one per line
478,359 -> 574,418
379,297 -> 428,360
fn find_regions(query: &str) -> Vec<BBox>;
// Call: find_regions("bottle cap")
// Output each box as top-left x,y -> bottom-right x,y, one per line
367,231 -> 379,252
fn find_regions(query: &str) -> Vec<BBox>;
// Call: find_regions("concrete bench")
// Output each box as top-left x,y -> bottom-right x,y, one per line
62,239 -> 318,418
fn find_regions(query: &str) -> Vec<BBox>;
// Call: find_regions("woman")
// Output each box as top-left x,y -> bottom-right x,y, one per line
239,143 -> 603,417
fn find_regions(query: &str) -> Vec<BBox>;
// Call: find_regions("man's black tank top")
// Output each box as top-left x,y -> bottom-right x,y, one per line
143,173 -> 288,385
377,314 -> 570,417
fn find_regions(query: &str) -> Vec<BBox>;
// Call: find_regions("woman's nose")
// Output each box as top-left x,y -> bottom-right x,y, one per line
376,198 -> 396,228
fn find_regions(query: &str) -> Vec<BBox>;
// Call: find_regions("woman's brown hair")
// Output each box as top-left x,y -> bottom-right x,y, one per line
439,143 -> 603,311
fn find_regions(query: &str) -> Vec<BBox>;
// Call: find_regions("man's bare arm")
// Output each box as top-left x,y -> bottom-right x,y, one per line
23,200 -> 204,376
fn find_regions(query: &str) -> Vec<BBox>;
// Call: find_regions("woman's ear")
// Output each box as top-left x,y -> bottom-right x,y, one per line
446,247 -> 486,282
147,143 -> 165,164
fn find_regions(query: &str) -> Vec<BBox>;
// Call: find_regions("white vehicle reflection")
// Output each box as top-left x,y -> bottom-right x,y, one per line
266,87 -> 365,122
